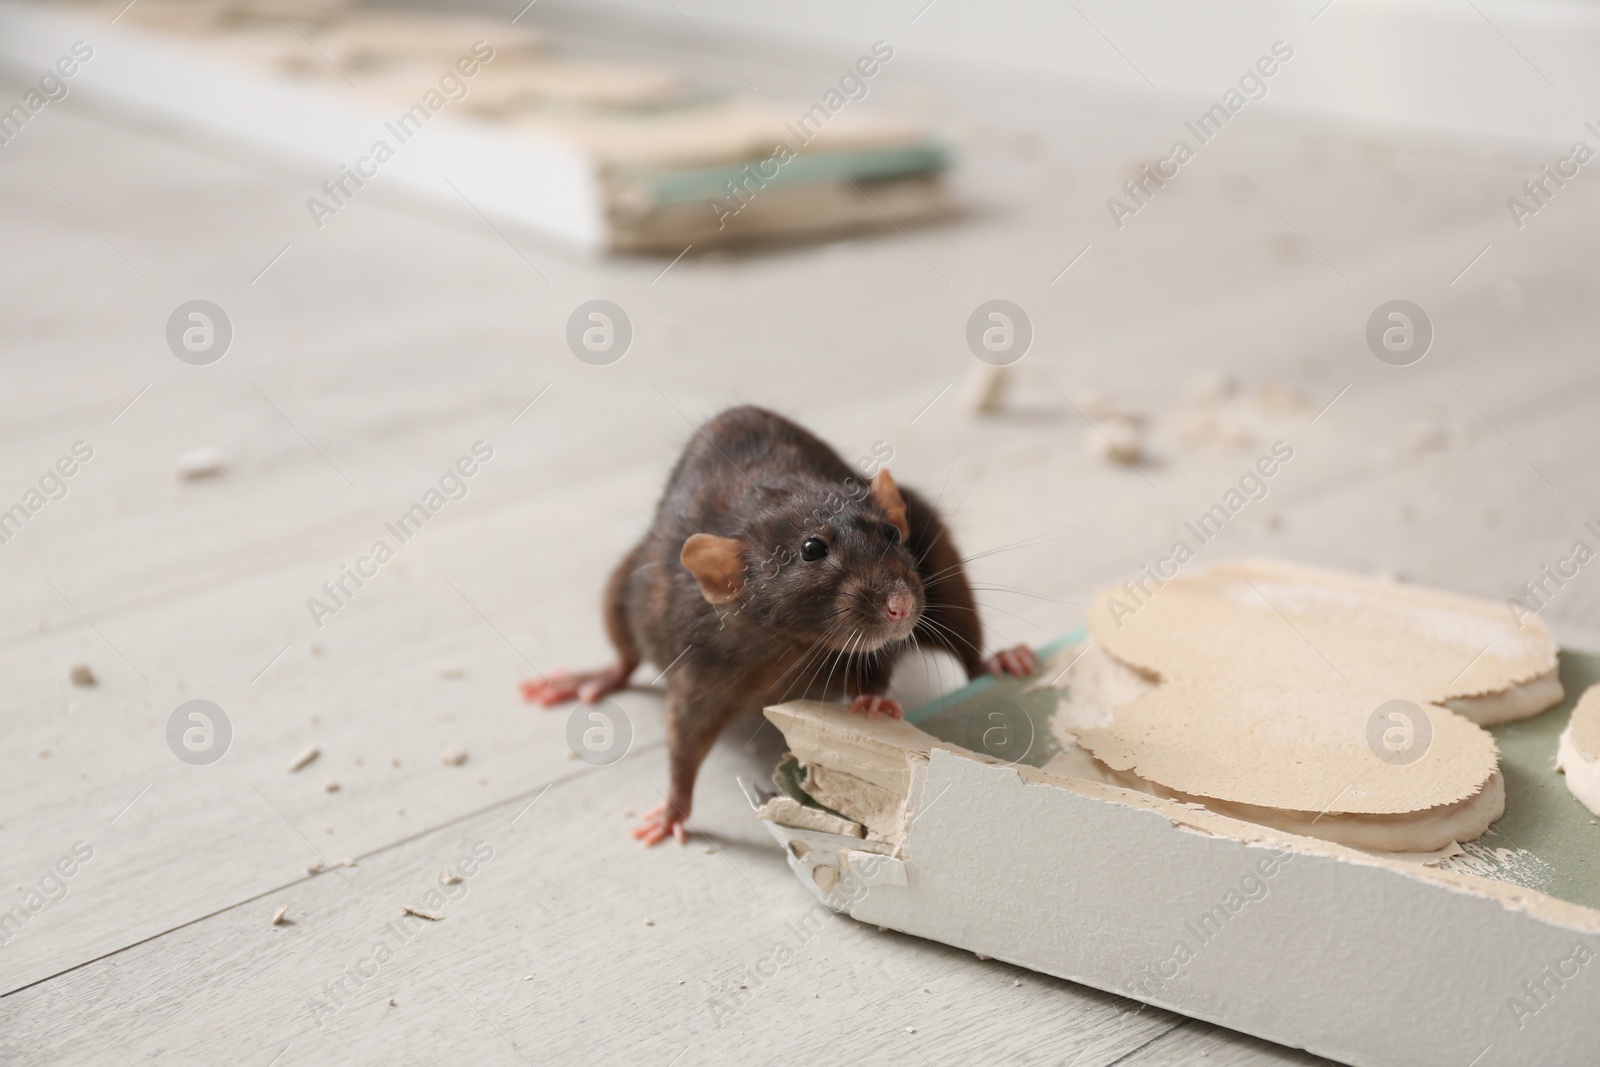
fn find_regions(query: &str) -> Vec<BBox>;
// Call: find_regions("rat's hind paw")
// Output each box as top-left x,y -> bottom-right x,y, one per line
520,666 -> 628,708
984,645 -> 1038,678
632,802 -> 689,847
520,670 -> 581,707
849,694 -> 904,720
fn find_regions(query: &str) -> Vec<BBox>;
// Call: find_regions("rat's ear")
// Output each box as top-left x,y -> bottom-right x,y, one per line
681,534 -> 747,605
871,469 -> 910,543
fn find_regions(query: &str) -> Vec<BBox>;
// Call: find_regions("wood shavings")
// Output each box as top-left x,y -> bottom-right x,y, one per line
306,859 -> 325,874
322,779 -> 340,793
400,905 -> 443,921
272,905 -> 289,925
441,748 -> 468,766
643,917 -> 655,926
68,664 -> 97,688
288,745 -> 319,772
439,871 -> 462,885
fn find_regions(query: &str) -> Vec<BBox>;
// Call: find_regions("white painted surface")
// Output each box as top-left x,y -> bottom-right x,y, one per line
544,0 -> 1600,146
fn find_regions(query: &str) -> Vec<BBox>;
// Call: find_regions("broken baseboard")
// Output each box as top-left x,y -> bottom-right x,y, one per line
759,654 -> 1600,1067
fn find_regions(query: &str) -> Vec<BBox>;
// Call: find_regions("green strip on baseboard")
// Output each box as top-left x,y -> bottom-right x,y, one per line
628,141 -> 951,205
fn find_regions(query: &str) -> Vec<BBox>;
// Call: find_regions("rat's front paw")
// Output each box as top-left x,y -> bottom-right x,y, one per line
849,694 -> 904,720
632,802 -> 689,847
984,645 -> 1038,678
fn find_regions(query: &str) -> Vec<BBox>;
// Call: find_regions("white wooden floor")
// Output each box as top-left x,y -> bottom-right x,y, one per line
3,6 -> 1600,1064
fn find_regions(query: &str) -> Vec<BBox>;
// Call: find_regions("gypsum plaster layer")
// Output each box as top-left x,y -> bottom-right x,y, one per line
1557,683 -> 1600,817
1077,560 -> 1560,820
1034,641 -> 1507,852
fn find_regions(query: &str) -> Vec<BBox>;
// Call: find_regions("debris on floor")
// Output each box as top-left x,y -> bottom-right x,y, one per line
288,745 -> 320,772
959,363 -> 1013,415
272,905 -> 289,926
68,664 -> 97,688
441,748 -> 468,766
175,445 -> 226,481
1252,384 -> 1311,415
401,905 -> 443,921
1087,414 -> 1144,465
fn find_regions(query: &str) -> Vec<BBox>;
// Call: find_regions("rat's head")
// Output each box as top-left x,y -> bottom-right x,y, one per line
680,469 -> 925,653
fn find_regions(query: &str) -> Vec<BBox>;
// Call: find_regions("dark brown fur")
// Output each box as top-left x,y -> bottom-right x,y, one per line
590,406 -> 985,829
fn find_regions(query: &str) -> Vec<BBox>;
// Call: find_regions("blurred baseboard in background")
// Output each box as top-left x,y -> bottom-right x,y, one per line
0,0 -> 953,254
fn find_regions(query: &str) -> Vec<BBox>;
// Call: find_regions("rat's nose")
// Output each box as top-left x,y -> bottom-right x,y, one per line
885,592 -> 914,621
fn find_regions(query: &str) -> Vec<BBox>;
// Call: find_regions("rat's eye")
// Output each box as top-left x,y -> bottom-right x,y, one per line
800,537 -> 828,562
882,523 -> 902,545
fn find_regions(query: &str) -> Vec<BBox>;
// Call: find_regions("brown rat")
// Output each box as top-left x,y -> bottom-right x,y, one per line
523,405 -> 1036,844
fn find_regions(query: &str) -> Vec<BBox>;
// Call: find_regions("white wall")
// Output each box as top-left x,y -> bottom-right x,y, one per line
541,0 -> 1600,146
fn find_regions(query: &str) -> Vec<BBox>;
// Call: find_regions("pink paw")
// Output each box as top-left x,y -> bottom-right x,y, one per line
631,802 -> 688,847
984,645 -> 1038,678
521,669 -> 579,707
849,694 -> 904,720
521,666 -> 628,708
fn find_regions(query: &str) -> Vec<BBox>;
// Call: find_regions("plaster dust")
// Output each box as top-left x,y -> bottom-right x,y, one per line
755,795 -> 865,838
1438,840 -> 1557,893
1556,684 -> 1600,817
1076,559 -> 1561,819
